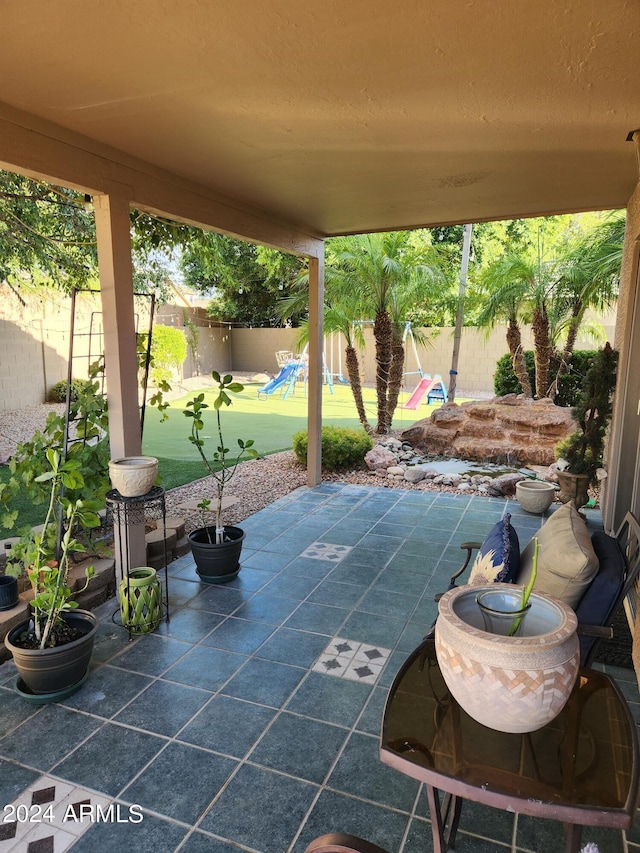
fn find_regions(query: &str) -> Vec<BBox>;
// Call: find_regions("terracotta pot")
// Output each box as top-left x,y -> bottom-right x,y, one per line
435,583 -> 579,733
556,471 -> 590,509
108,456 -> 158,497
515,480 -> 556,514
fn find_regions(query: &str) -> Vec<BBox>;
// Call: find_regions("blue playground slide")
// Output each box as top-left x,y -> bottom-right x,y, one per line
257,363 -> 300,399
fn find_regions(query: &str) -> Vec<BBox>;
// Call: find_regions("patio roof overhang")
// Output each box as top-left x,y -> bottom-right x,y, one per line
1,0 -> 640,533
1,1 -> 639,236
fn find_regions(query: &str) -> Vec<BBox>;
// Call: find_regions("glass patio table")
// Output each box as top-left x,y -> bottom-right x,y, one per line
380,639 -> 639,853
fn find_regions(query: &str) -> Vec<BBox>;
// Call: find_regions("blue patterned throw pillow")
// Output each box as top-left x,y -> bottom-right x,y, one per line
468,513 -> 520,586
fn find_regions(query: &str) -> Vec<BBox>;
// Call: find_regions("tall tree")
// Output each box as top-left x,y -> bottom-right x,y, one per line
291,300 -> 372,433
547,213 -> 624,399
325,232 -> 442,433
0,169 -> 191,300
476,273 -> 533,399
181,232 -> 303,326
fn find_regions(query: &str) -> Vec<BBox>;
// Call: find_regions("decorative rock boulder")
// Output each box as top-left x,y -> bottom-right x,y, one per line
364,446 -> 397,471
401,397 -> 576,466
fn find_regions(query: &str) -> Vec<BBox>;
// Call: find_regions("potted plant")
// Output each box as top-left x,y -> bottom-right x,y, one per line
436,540 -> 581,733
555,343 -> 618,508
183,371 -> 259,583
4,448 -> 101,701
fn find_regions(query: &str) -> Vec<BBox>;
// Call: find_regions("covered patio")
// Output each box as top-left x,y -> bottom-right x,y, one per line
2,3 -> 640,852
3,486 -> 634,853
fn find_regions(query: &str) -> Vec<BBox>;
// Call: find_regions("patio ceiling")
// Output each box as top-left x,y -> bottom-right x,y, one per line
3,0 -> 640,239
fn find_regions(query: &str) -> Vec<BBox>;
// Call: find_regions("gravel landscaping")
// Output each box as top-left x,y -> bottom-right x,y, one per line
0,392 -> 508,536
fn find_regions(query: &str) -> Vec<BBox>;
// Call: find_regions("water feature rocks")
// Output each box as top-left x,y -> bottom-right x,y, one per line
365,446 -> 397,471
404,467 -> 426,484
400,397 -> 576,466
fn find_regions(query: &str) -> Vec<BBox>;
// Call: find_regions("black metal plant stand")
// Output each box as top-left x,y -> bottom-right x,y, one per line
105,486 -> 170,639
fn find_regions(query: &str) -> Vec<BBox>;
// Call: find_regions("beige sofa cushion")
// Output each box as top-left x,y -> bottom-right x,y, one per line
519,502 -> 599,608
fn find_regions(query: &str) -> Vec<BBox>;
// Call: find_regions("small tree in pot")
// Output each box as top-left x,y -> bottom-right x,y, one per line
4,449 -> 101,699
555,343 -> 618,508
183,372 -> 259,582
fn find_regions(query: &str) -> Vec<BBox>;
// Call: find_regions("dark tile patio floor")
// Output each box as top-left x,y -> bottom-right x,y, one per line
0,484 -> 638,853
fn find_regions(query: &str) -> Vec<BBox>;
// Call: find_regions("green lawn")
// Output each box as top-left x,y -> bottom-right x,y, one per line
142,380 -> 446,489
1,381 -> 449,537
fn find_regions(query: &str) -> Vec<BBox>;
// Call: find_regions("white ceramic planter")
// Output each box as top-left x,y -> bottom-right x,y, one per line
515,479 -> 556,513
108,456 -> 158,497
435,583 -> 579,733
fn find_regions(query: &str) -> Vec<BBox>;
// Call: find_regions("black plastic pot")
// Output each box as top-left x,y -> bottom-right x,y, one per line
4,610 -> 98,696
0,576 -> 18,611
188,525 -> 245,583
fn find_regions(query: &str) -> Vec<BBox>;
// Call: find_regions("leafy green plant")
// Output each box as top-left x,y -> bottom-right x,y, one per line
1,375 -> 110,533
494,350 -> 597,406
6,449 -> 101,649
183,372 -> 259,544
143,324 -> 187,386
292,426 -> 373,471
48,378 -> 92,403
555,344 -> 618,485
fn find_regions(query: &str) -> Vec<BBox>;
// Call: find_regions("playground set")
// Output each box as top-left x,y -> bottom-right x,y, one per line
257,346 -> 341,400
257,324 -> 447,408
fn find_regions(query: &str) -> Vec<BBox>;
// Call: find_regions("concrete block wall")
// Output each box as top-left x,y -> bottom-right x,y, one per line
155,305 -> 233,379
231,327 -> 299,375
0,283 -> 618,411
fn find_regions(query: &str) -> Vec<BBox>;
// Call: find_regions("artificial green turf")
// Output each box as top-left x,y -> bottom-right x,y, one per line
1,381 -> 447,538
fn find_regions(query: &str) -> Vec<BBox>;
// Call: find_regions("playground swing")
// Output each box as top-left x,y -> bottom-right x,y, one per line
352,320 -> 447,410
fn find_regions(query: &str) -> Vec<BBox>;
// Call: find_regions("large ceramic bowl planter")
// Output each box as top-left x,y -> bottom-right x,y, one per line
108,456 -> 158,497
515,480 -> 556,514
435,583 -> 579,733
5,610 -> 98,700
189,525 -> 245,583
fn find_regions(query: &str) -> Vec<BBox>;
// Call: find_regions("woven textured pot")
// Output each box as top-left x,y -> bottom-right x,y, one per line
435,583 -> 579,733
515,480 -> 556,514
119,567 -> 162,634
108,456 -> 158,497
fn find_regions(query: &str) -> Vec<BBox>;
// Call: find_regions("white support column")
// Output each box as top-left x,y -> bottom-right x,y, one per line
94,189 -> 146,569
307,252 -> 325,485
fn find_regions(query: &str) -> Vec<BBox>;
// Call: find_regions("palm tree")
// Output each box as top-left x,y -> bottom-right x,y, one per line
327,232 -> 442,433
547,214 -> 624,399
292,301 -> 372,433
477,262 -> 533,398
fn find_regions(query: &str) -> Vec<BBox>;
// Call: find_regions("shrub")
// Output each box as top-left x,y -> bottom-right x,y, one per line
293,426 -> 373,471
146,324 -> 187,385
493,350 -> 597,407
48,378 -> 92,403
493,352 -> 535,398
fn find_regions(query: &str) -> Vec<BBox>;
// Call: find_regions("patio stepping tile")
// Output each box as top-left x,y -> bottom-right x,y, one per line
0,485 -> 622,853
199,763 -> 318,853
178,694 -> 276,758
113,680 -> 211,737
120,741 -> 237,824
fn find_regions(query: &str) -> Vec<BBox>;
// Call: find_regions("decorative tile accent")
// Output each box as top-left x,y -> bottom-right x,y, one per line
313,637 -> 391,685
0,775 -> 112,852
300,542 -> 353,562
